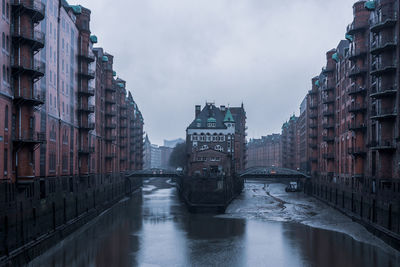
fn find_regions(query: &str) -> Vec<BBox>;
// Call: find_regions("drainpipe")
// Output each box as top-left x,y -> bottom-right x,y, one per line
57,1 -> 61,176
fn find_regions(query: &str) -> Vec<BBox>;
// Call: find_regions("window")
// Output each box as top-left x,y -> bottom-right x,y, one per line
4,105 -> 8,130
3,149 -> 7,174
6,3 -> 8,19
2,32 -> 4,49
2,65 -> 5,81
2,0 -> 4,16
5,35 -> 8,52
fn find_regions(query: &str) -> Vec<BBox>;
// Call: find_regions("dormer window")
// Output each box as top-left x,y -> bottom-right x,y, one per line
207,117 -> 216,127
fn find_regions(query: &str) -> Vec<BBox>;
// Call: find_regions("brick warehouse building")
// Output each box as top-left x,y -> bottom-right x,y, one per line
275,0 -> 400,244
0,1 -> 144,185
246,134 -> 282,168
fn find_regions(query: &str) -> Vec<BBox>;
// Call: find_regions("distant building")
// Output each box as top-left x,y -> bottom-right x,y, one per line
151,145 -> 162,168
186,103 -> 247,176
246,134 -> 282,168
164,138 -> 185,148
159,146 -> 173,169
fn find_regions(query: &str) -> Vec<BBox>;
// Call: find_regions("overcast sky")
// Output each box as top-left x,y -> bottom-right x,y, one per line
77,0 -> 356,145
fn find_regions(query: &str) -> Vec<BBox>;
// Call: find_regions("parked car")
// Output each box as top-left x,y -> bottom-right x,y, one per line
285,182 -> 300,192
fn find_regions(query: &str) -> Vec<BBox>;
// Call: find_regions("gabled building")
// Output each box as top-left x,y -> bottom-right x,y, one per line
186,103 -> 245,177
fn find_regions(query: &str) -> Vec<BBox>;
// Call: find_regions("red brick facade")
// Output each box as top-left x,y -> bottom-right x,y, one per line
0,1 -> 144,186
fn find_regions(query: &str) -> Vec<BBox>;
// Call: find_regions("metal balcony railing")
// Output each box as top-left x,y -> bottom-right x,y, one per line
346,20 -> 368,34
11,58 -> 45,78
348,103 -> 367,113
348,85 -> 366,95
12,28 -> 45,50
370,12 -> 398,32
11,0 -> 46,22
13,130 -> 46,143
370,108 -> 397,120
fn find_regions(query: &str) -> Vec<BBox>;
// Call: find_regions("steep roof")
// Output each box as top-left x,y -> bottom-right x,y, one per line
223,109 -> 235,123
187,103 -> 227,130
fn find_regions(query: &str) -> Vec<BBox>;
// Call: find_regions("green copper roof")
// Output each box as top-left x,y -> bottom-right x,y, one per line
118,83 -> 124,88
70,5 -> 82,15
196,118 -> 201,122
290,115 -> 296,121
90,35 -> 98,44
223,109 -> 235,123
207,117 -> 216,123
315,80 -> 320,87
113,71 -> 116,76
332,52 -> 339,63
102,56 -> 108,62
365,1 -> 376,11
345,34 -> 353,42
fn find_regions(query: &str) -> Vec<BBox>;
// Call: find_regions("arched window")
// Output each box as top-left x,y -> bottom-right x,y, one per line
4,105 -> 8,130
2,65 -> 5,81
2,32 -> 4,49
6,35 -> 8,51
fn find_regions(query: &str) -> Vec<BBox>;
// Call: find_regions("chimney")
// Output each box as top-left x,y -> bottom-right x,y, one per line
195,105 -> 201,117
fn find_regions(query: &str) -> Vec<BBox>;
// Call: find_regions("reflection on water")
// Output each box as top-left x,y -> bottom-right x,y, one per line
29,178 -> 400,267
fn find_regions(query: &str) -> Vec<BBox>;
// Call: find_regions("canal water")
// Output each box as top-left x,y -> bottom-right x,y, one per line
28,177 -> 400,267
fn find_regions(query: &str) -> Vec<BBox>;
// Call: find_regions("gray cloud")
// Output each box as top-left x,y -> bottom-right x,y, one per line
77,0 -> 355,144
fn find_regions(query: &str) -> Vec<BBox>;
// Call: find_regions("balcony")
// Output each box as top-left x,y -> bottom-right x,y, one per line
105,123 -> 117,129
348,47 -> 367,61
13,91 -> 45,106
322,82 -> 335,92
309,113 -> 317,119
120,104 -> 127,110
78,104 -> 95,113
370,12 -> 397,32
308,89 -> 317,95
105,136 -> 116,142
369,140 -> 396,152
322,96 -> 335,104
346,21 -> 368,35
370,108 -> 397,120
12,28 -> 45,51
348,103 -> 367,114
78,69 -> 95,80
13,131 -> 46,145
11,58 -> 45,80
309,134 -> 317,139
309,103 -> 318,109
120,122 -> 127,128
348,147 -> 366,157
78,86 -> 95,96
120,113 -> 128,119
371,39 -> 397,55
323,153 -> 335,160
322,123 -> 335,129
370,85 -> 397,98
322,66 -> 335,74
105,87 -> 116,92
348,66 -> 367,78
348,85 -> 367,96
78,146 -> 95,155
11,0 -> 46,23
105,97 -> 116,105
309,144 -> 317,149
309,123 -> 317,129
322,110 -> 334,117
105,153 -> 116,159
79,122 -> 95,131
105,110 -> 117,117
323,136 -> 335,143
370,61 -> 397,76
348,122 -> 367,132
78,53 -> 95,63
